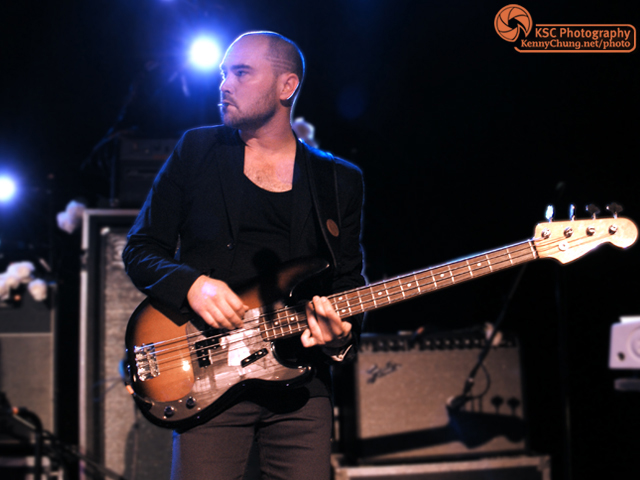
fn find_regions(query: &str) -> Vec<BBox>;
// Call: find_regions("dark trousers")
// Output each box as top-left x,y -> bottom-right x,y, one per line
171,389 -> 332,480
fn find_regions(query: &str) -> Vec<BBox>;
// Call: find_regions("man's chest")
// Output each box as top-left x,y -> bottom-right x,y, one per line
243,149 -> 295,192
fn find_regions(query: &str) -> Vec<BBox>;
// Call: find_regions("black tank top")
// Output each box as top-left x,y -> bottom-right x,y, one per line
226,175 -> 293,286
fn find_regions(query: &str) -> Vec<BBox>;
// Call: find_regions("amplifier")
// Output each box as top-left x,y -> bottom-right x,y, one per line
79,210 -> 173,480
337,332 -> 527,463
111,137 -> 178,208
0,284 -> 57,448
332,454 -> 551,480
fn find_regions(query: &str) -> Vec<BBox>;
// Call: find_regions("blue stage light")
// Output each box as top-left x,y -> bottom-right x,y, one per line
0,176 -> 17,202
189,37 -> 221,71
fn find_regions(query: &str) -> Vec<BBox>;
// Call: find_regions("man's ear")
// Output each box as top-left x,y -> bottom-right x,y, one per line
279,73 -> 300,104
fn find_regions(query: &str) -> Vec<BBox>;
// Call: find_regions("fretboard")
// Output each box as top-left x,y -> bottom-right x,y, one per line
261,240 -> 538,342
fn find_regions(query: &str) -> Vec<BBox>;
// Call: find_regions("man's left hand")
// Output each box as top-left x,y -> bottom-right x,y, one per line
301,296 -> 352,348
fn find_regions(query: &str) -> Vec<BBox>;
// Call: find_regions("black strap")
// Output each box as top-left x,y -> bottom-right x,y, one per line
305,146 -> 342,270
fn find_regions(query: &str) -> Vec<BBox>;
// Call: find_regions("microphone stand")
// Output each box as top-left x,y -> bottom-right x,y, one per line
448,265 -> 528,411
3,408 -> 43,479
1,392 -> 126,480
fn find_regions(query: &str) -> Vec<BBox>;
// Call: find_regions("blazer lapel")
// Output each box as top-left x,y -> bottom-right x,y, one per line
290,140 -> 314,258
215,130 -> 246,245
295,141 -> 341,268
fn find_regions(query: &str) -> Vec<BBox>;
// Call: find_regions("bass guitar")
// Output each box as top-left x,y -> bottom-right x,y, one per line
124,211 -> 637,429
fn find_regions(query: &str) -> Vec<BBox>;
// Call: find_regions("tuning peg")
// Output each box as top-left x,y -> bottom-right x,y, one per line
545,205 -> 554,222
569,204 -> 576,220
586,204 -> 601,219
606,202 -> 623,218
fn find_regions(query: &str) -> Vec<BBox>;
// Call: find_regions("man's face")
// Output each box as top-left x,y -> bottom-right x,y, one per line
219,36 -> 280,130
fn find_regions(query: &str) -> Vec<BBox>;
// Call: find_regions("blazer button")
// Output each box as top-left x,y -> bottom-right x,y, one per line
227,241 -> 235,250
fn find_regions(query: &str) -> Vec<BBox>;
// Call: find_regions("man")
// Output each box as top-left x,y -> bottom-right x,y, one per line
122,32 -> 365,480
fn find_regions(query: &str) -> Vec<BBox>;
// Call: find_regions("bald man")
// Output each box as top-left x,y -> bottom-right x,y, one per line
123,32 -> 366,480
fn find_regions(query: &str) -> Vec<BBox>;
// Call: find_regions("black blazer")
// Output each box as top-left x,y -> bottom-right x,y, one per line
123,125 -> 365,315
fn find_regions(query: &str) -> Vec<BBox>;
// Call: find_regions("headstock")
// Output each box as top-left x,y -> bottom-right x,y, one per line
534,203 -> 638,264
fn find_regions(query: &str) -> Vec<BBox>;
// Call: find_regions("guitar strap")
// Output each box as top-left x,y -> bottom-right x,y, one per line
305,145 -> 342,271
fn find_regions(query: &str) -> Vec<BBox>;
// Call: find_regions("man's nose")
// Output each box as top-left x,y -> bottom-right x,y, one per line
220,76 -> 231,93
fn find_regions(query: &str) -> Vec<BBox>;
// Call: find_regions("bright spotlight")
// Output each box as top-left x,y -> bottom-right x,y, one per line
189,37 -> 221,71
0,176 -> 17,202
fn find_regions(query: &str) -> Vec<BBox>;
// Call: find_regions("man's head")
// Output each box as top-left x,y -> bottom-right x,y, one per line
219,32 -> 305,131
252,32 -> 305,96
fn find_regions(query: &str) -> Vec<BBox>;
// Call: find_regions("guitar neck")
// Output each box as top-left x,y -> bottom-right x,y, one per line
333,239 -> 538,317
262,239 -> 538,341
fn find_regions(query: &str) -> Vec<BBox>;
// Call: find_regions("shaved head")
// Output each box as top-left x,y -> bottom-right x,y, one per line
232,32 -> 305,94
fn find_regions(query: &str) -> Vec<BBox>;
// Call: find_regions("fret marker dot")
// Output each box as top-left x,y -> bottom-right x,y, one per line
477,263 -> 482,267
440,274 -> 445,278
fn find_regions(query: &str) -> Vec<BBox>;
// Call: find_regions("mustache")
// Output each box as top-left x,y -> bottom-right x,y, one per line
219,95 -> 236,107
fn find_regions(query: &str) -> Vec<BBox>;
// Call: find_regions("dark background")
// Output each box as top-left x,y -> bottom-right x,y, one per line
1,1 -> 638,478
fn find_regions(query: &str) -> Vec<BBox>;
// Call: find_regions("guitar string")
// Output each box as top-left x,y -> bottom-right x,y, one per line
142,231 -> 603,377
138,240 -> 545,376
147,239 -> 536,351
144,240 -> 543,373
143,239 -> 543,376
147,240 -> 535,358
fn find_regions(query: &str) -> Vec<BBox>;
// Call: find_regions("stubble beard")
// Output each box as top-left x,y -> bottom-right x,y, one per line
220,89 -> 279,131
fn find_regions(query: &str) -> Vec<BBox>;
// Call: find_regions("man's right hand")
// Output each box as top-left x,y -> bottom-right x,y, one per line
187,276 -> 248,330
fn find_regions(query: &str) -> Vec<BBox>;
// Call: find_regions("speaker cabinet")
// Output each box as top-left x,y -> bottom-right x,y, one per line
0,284 -> 57,448
337,333 -> 527,463
79,210 -> 173,480
112,137 -> 177,208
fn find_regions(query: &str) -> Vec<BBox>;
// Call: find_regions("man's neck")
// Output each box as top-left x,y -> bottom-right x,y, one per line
240,113 -> 298,192
239,114 -> 296,154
